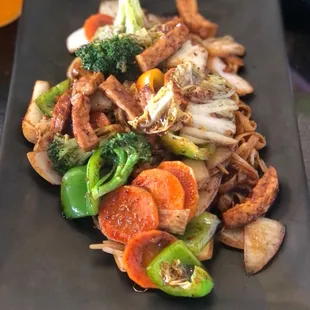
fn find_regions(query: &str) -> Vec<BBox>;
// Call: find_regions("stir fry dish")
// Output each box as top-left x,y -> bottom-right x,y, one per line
22,0 -> 286,298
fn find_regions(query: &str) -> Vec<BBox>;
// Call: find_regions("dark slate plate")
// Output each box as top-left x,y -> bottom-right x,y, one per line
1,0 -> 309,309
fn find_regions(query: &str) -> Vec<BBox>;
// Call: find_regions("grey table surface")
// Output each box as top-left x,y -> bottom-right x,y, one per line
1,20 -> 310,192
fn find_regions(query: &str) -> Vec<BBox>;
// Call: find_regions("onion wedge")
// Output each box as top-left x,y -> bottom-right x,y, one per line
22,81 -> 50,144
158,209 -> 190,235
208,56 -> 253,96
197,238 -> 214,261
66,28 -> 88,54
244,217 -> 285,275
219,226 -> 244,250
196,173 -> 222,215
203,36 -> 245,57
182,159 -> 210,190
27,152 -> 62,185
181,127 -> 238,146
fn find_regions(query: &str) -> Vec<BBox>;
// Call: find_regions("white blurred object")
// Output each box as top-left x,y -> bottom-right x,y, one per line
66,28 -> 88,54
99,0 -> 119,17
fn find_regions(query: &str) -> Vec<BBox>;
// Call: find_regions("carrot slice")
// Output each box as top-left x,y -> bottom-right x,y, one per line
158,161 -> 199,220
132,168 -> 185,210
98,186 -> 159,244
123,230 -> 177,288
83,13 -> 113,41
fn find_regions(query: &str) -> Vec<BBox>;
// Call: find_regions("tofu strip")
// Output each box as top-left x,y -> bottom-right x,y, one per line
136,23 -> 189,72
71,93 -> 99,152
158,17 -> 183,33
176,0 -> 218,39
50,90 -> 72,134
99,75 -> 142,120
176,0 -> 198,15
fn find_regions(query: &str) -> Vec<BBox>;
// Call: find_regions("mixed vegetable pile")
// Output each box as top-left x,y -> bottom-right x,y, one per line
22,0 -> 286,299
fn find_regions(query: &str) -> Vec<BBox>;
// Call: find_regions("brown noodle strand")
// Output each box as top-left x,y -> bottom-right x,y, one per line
235,132 -> 266,150
237,101 -> 251,118
217,98 -> 268,204
217,194 -> 233,213
219,173 -> 238,194
217,164 -> 229,175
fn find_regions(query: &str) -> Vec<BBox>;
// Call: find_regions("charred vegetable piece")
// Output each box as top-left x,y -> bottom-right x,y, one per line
147,240 -> 214,297
35,79 -> 71,117
61,165 -> 96,219
161,132 -> 216,160
178,212 -> 220,256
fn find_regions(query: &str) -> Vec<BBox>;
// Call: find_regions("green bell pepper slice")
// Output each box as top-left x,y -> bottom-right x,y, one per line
35,79 -> 71,117
86,146 -> 104,215
147,240 -> 214,298
160,132 -> 216,160
61,165 -> 97,219
178,212 -> 220,256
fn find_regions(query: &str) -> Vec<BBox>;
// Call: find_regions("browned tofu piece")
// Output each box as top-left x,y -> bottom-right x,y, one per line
222,167 -> 279,228
136,23 -> 189,72
176,0 -> 218,39
71,93 -> 99,152
99,75 -> 142,121
50,90 -> 72,134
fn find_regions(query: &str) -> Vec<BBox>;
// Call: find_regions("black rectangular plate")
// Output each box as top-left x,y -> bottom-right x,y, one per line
1,0 -> 310,309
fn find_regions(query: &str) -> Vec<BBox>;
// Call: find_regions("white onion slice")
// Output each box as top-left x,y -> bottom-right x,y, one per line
66,28 -> 88,54
181,127 -> 238,146
27,152 -> 62,185
208,56 -> 254,96
180,134 -> 209,145
166,40 -> 208,72
191,114 -> 236,136
186,99 -> 238,116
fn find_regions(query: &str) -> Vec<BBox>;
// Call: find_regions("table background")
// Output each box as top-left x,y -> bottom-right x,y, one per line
1,2 -> 310,189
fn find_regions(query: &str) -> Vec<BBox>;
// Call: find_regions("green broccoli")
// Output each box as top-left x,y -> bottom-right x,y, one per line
48,125 -> 123,175
114,0 -> 146,34
94,0 -> 154,47
47,134 -> 92,175
75,36 -> 143,76
89,132 -> 151,200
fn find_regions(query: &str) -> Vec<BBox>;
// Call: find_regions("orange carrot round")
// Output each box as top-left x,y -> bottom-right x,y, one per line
132,168 -> 185,210
123,230 -> 177,288
83,13 -> 113,41
98,186 -> 159,244
158,161 -> 199,220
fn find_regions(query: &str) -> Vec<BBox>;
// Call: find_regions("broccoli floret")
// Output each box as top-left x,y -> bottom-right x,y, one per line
48,125 -> 123,175
75,36 -> 143,76
115,0 -> 146,34
47,134 -> 92,175
90,132 -> 151,200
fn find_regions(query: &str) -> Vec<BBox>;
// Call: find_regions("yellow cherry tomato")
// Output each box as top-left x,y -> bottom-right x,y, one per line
136,68 -> 165,93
